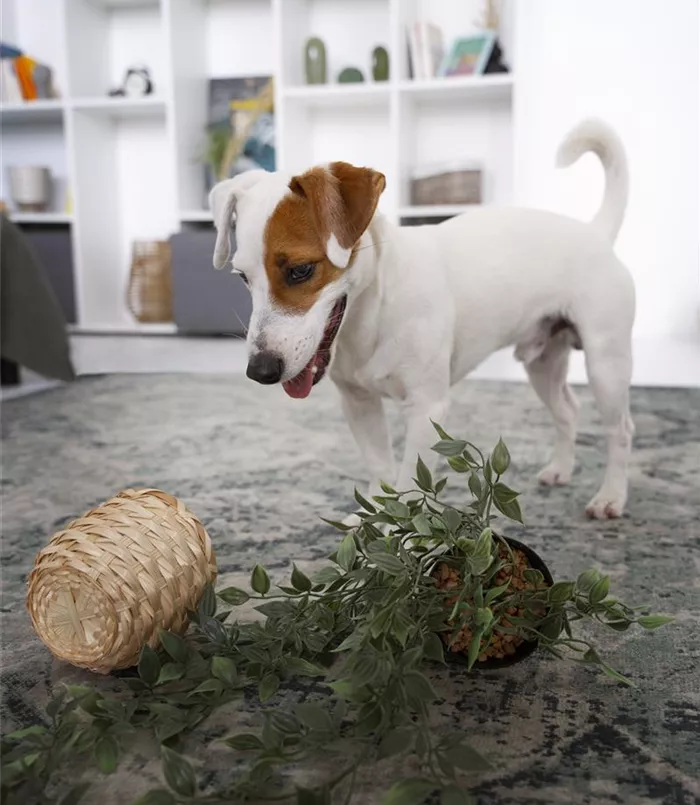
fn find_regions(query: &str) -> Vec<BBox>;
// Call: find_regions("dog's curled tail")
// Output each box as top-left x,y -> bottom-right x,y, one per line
556,118 -> 629,243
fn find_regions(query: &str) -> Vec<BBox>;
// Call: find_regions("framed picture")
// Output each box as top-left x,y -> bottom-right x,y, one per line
439,32 -> 497,78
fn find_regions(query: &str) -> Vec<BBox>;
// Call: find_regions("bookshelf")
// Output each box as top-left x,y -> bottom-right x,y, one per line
1,0 -> 516,332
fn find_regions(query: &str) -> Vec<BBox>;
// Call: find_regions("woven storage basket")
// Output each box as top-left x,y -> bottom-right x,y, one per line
127,240 -> 173,323
27,489 -> 217,674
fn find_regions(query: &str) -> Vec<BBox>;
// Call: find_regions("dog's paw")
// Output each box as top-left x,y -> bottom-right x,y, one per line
585,488 -> 627,519
537,461 -> 573,487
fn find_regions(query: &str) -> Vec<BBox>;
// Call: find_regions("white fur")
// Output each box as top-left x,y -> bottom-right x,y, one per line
210,118 -> 636,519
326,233 -> 352,268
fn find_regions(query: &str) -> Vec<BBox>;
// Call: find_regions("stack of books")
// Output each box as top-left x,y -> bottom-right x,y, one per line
407,22 -> 445,81
1,42 -> 57,103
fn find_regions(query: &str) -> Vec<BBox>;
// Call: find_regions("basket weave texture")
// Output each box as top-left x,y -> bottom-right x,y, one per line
27,489 -> 217,674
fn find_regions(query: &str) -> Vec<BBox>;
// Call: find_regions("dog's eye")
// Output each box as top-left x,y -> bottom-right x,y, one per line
287,263 -> 315,285
236,271 -> 249,286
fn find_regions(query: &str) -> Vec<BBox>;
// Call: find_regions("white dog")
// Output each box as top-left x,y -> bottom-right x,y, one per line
210,118 -> 635,519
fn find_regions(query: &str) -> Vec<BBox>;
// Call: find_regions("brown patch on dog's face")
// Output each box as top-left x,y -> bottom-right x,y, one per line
263,162 -> 385,313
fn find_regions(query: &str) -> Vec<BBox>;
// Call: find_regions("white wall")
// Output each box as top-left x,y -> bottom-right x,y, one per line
513,0 -> 699,341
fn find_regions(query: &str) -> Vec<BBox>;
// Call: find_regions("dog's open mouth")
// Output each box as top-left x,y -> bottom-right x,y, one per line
282,296 -> 347,400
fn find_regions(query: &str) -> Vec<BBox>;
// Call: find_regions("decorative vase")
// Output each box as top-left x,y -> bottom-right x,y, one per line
338,67 -> 364,83
9,165 -> 52,212
305,37 -> 327,85
372,46 -> 389,81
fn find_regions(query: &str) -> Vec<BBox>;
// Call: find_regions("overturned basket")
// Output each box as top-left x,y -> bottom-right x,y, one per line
27,489 -> 217,674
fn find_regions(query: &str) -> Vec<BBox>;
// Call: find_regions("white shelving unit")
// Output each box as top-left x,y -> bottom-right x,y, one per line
1,0 -> 515,332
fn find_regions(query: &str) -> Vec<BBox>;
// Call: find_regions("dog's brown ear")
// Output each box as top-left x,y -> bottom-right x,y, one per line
289,162 -> 385,268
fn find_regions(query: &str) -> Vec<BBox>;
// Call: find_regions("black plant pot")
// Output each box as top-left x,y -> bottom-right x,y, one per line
442,536 -> 554,670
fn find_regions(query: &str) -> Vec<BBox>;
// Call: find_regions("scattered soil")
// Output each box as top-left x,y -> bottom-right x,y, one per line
433,543 -> 548,662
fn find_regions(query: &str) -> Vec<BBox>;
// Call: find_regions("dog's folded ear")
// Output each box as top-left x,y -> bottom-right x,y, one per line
289,162 -> 386,268
209,170 -> 270,269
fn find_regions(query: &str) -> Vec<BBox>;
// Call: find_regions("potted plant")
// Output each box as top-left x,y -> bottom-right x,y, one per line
1,426 -> 672,805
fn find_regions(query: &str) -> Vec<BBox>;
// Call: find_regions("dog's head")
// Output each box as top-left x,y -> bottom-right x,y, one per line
210,162 -> 385,398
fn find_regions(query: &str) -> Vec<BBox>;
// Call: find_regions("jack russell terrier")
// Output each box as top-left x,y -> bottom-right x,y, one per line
209,118 -> 635,520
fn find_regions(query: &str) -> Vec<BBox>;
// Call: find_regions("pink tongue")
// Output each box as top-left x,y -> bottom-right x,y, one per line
282,362 -> 315,399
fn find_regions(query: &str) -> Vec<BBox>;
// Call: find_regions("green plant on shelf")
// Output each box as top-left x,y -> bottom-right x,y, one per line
0,425 -> 673,805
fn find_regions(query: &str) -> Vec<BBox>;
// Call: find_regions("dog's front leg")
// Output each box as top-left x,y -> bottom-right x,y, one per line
337,383 -> 396,498
396,397 -> 451,493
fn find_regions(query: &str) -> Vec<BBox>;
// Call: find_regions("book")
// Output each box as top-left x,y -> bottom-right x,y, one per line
439,33 -> 497,78
14,55 -> 39,100
407,22 -> 445,81
0,59 -> 23,103
204,76 -> 276,199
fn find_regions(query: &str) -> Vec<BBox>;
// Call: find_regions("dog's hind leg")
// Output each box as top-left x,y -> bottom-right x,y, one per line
583,340 -> 634,519
521,330 -> 579,486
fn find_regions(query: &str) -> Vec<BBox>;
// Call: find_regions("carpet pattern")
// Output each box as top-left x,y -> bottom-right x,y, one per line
2,374 -> 699,805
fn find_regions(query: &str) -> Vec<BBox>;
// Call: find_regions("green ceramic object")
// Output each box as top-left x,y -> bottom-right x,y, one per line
305,37 -> 327,85
372,45 -> 389,81
338,67 -> 364,83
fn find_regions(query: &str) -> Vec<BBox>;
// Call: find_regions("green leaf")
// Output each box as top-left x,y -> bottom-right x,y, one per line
58,783 -> 92,805
404,671 -> 438,705
95,735 -> 119,774
381,779 -> 436,805
158,630 -> 188,663
589,575 -> 610,604
371,552 -> 406,576
162,747 -> 196,798
224,733 -> 264,751
218,586 -> 250,606
447,456 -> 470,473
138,644 -> 161,686
4,725 -> 47,741
211,655 -> 237,686
491,438 -> 510,475
336,532 -> 357,571
356,701 -> 384,736
295,703 -> 333,733
384,499 -> 410,519
431,421 -> 452,440
251,564 -> 271,595
484,583 -> 510,605
378,728 -> 414,759
637,614 -> 674,630
467,632 -> 482,670
286,657 -> 325,676
311,566 -> 341,585
443,508 -> 462,533
197,583 -> 217,618
432,439 -> 467,457
475,527 -> 493,556
354,488 -> 377,513
189,678 -> 224,696
576,568 -> 600,593
380,480 -> 398,494
435,478 -> 448,494
468,472 -> 482,500
423,632 -> 445,664
320,517 -> 352,532
258,673 -> 280,702
415,456 -> 433,491
290,563 -> 312,592
412,513 -> 433,537
445,743 -> 493,772
441,785 -> 475,805
131,791 -> 176,805
156,662 -> 185,685
492,494 -> 523,523
548,581 -> 576,603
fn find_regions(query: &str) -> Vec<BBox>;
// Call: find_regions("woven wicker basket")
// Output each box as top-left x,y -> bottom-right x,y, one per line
127,240 -> 173,323
27,489 -> 217,674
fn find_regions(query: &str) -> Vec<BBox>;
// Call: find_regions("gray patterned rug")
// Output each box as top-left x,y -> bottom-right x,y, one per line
2,374 -> 699,805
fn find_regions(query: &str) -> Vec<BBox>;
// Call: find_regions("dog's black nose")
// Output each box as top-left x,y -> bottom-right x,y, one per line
246,352 -> 284,385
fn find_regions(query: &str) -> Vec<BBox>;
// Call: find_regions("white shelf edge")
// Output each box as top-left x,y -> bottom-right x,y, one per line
399,74 -> 513,97
282,83 -> 392,106
70,96 -> 167,116
398,204 -> 473,218
179,210 -> 213,222
0,100 -> 65,124
69,323 -> 178,335
10,212 -> 74,224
